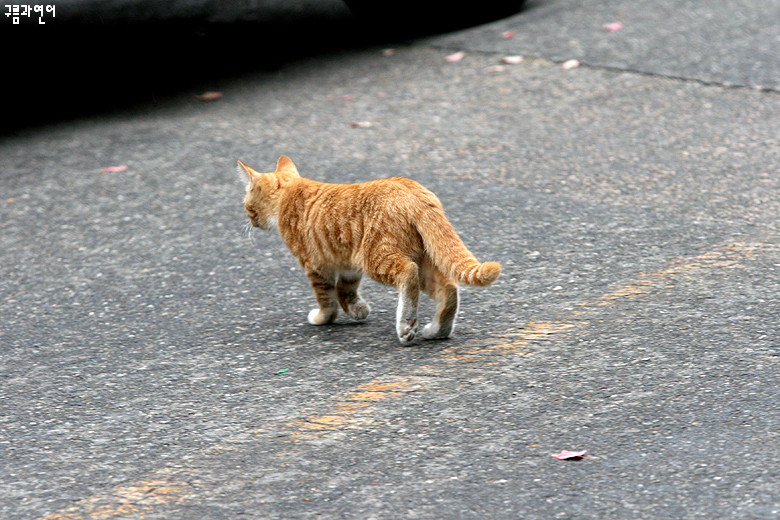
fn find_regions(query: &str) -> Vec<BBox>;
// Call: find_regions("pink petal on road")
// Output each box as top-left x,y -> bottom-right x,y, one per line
445,51 -> 466,62
603,21 -> 624,32
552,450 -> 588,460
562,59 -> 581,70
101,165 -> 128,173
502,55 -> 524,65
502,31 -> 516,39
194,91 -> 223,101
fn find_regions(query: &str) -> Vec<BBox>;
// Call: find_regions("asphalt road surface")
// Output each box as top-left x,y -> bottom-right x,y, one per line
2,1 -> 779,519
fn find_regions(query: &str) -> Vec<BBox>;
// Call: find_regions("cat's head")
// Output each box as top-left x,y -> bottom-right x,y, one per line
237,155 -> 300,229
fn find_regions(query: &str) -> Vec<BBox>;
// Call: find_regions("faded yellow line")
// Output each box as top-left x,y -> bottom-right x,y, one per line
33,238 -> 774,520
39,472 -> 197,520
283,238 -> 768,440
284,377 -> 435,437
581,241 -> 765,306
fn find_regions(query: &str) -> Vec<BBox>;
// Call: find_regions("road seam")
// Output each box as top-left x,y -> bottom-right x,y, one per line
427,44 -> 780,93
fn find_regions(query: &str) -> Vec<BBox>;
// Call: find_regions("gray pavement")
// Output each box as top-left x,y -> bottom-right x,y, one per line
429,0 -> 780,89
2,1 -> 779,519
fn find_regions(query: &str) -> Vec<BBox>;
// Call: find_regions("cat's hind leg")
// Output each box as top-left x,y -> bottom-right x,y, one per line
337,271 -> 371,321
369,256 -> 419,344
305,269 -> 339,325
420,263 -> 459,340
422,283 -> 459,340
394,265 -> 420,345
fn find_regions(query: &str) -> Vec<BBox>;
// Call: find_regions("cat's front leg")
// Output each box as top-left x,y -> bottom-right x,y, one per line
305,269 -> 339,325
337,271 -> 371,321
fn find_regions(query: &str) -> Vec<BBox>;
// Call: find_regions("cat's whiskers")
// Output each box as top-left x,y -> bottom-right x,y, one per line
242,221 -> 256,246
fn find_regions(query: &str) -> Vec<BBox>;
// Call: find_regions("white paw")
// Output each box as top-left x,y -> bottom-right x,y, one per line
397,319 -> 418,345
422,322 -> 440,339
308,308 -> 335,325
347,300 -> 371,321
422,322 -> 453,340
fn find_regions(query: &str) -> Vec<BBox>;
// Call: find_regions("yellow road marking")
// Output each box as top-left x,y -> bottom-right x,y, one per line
285,377 -> 432,437
39,473 -> 196,520
273,239 -> 768,441
33,238 -> 773,519
581,241 -> 764,306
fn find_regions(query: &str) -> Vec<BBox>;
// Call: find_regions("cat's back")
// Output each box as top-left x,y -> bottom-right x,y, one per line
279,175 -> 440,240
291,175 -> 439,211
350,176 -> 435,204
277,175 -> 448,269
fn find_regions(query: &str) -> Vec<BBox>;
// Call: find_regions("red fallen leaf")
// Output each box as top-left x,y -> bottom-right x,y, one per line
552,450 -> 587,460
502,31 -> 516,39
101,165 -> 128,173
195,91 -> 223,101
445,51 -> 465,62
603,21 -> 624,32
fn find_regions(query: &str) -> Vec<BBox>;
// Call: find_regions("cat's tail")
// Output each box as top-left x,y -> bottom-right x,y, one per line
462,260 -> 502,287
415,206 -> 501,287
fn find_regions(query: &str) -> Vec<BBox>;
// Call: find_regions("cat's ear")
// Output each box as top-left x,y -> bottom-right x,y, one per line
237,160 -> 259,187
276,155 -> 300,177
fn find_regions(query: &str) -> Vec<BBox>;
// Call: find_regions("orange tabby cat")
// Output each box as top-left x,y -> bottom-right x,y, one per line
238,155 -> 501,344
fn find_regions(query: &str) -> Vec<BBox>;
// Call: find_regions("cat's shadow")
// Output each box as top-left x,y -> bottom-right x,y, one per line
312,321 -> 459,351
